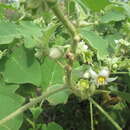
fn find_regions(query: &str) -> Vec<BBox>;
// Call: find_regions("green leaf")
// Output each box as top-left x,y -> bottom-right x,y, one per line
100,7 -> 126,23
41,24 -> 57,46
0,80 -> 24,130
3,46 -> 41,86
80,29 -> 109,59
72,65 -> 86,82
119,3 -> 130,18
41,58 -> 64,90
112,91 -> 130,103
41,122 -> 63,130
0,21 -> 20,44
47,84 -> 70,105
17,21 -> 42,48
77,0 -> 110,11
104,33 -> 122,54
30,107 -> 42,120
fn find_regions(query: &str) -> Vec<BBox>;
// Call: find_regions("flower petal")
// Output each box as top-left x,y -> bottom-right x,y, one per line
83,71 -> 90,78
107,77 -> 117,82
99,68 -> 109,77
89,68 -> 98,79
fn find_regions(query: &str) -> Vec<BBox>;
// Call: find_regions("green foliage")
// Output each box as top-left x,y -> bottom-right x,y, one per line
0,21 -> 20,44
18,21 -> 42,48
0,80 -> 24,130
77,0 -> 110,11
100,7 -> 126,23
47,84 -> 70,105
41,58 -> 64,89
0,0 -> 130,130
3,46 -> 41,86
41,122 -> 63,130
30,106 -> 42,120
80,29 -> 109,59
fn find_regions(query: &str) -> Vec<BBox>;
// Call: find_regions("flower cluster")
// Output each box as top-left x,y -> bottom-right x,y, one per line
76,40 -> 88,54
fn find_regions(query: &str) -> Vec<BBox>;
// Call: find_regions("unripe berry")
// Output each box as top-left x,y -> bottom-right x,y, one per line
49,47 -> 62,59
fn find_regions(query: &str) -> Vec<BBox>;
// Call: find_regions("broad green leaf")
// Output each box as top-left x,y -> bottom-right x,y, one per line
80,29 -> 109,59
41,24 -> 57,46
17,21 -> 42,48
119,3 -> 130,18
41,58 -> 64,90
0,80 -> 24,130
100,9 -> 126,23
112,91 -> 130,103
0,21 -> 20,44
3,46 -> 41,86
41,122 -> 63,130
77,0 -> 110,12
47,84 -> 70,105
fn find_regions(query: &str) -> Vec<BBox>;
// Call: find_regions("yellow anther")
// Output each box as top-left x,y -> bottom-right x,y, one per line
97,76 -> 106,85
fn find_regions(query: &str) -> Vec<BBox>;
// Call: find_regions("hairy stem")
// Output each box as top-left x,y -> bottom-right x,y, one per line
89,97 -> 122,130
46,0 -> 80,88
89,101 -> 94,130
46,0 -> 77,37
0,86 -> 67,125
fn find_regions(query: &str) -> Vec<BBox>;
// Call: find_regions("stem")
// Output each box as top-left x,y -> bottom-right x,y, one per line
46,0 -> 77,37
26,118 -> 35,129
89,97 -> 122,130
89,100 -> 94,130
111,72 -> 129,75
95,90 -> 111,94
46,0 -> 81,88
0,86 -> 67,126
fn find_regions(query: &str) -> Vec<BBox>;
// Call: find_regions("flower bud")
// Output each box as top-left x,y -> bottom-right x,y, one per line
83,71 -> 90,79
112,64 -> 118,69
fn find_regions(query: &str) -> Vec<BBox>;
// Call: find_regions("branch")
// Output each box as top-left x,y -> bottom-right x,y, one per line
0,86 -> 67,126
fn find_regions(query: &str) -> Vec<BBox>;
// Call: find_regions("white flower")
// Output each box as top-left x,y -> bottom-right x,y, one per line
89,68 -> 117,86
76,40 -> 88,54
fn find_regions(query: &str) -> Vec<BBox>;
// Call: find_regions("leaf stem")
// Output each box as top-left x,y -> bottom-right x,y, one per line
0,86 -> 67,126
89,97 -> 122,130
89,100 -> 94,130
